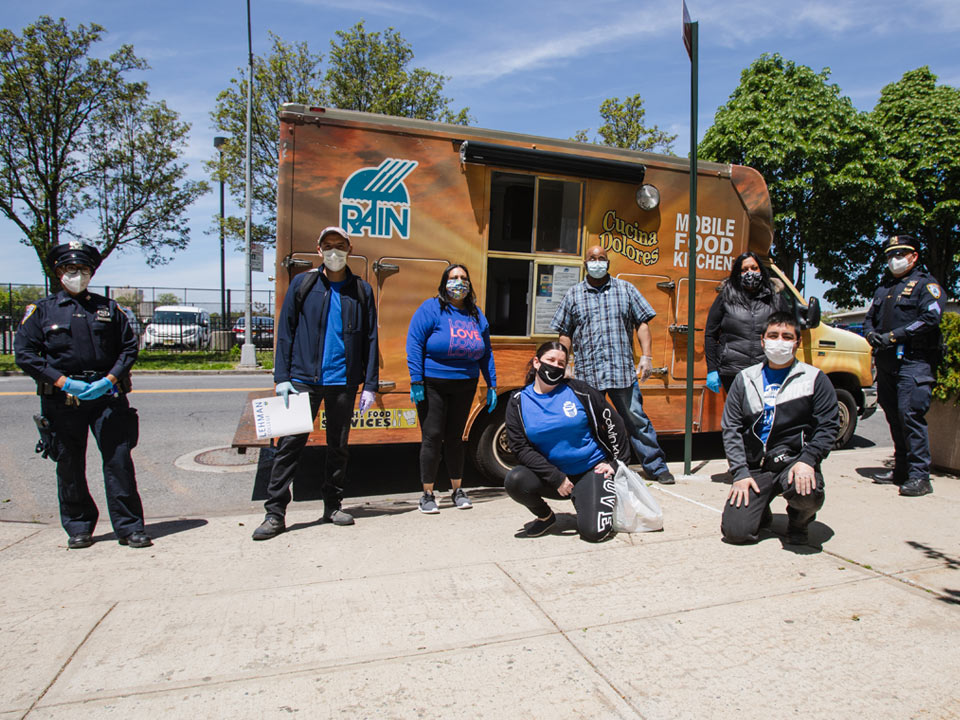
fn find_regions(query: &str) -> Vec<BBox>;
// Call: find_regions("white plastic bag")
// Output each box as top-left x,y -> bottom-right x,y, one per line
612,463 -> 664,532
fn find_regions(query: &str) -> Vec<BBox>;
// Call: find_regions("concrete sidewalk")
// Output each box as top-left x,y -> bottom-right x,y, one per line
2,448 -> 958,719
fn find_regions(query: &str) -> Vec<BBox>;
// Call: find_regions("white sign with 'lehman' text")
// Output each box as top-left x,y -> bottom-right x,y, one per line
251,393 -> 313,439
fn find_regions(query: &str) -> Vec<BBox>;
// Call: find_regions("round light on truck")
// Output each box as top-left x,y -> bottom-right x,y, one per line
636,184 -> 660,211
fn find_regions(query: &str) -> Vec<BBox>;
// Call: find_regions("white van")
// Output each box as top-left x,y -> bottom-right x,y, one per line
143,305 -> 211,350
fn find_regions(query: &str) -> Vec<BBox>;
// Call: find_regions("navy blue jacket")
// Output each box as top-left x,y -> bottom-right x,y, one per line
15,290 -> 138,385
274,267 -> 379,392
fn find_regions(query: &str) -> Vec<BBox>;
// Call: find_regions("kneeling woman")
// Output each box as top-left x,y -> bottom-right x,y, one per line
504,342 -> 631,541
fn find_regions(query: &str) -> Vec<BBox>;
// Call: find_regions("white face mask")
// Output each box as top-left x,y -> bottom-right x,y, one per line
887,256 -> 911,275
61,270 -> 91,294
763,338 -> 796,366
322,248 -> 348,272
586,260 -> 609,279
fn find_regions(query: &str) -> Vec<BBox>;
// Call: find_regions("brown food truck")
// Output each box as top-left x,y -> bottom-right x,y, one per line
232,104 -> 876,482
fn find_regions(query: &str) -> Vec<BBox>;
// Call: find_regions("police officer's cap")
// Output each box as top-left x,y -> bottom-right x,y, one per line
882,235 -> 920,256
47,241 -> 102,272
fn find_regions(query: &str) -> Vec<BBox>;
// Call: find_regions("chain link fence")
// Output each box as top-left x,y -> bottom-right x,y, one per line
1,282 -> 276,357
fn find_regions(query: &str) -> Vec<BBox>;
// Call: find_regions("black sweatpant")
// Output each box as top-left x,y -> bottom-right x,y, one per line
263,382 -> 357,518
721,466 -> 824,544
416,377 -> 478,485
504,464 -> 617,543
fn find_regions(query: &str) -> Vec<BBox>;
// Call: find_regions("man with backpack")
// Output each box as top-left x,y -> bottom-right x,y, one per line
252,226 -> 379,540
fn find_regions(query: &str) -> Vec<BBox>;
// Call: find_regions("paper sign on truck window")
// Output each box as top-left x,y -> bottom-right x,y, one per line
251,393 -> 314,439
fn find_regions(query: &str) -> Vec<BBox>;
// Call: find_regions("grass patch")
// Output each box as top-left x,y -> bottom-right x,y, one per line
1,350 -> 273,373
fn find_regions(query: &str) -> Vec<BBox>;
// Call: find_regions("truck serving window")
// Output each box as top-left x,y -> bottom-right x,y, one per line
486,171 -> 583,336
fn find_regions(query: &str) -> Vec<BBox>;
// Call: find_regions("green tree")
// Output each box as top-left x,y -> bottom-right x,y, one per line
210,23 -> 468,248
0,17 -> 207,287
156,293 -> 180,306
699,54 -> 906,302
872,67 -> 960,296
208,32 -> 325,247
573,94 -> 676,154
326,21 -> 469,124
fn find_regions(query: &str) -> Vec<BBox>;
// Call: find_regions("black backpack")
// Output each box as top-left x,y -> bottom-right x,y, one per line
292,268 -> 372,320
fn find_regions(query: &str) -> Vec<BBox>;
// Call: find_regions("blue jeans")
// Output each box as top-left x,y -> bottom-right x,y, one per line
606,382 -> 669,477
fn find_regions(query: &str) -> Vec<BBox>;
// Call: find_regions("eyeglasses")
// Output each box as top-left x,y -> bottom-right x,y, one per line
60,264 -> 92,275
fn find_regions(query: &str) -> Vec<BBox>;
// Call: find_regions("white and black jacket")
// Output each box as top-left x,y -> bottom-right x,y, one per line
505,378 -> 632,489
722,361 -> 839,482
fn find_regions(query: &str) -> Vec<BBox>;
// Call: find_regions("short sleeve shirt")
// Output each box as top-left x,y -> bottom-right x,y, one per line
550,277 -> 655,390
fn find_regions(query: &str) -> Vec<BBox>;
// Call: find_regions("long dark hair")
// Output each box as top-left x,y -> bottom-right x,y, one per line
524,341 -> 569,385
437,263 -> 479,320
722,251 -> 774,307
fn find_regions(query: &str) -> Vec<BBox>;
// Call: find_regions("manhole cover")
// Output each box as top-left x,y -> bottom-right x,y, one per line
194,447 -> 260,466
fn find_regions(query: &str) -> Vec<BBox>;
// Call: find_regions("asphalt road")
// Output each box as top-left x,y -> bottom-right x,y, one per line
0,373 -> 893,525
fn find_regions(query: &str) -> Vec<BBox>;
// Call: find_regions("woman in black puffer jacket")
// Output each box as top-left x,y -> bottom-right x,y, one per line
704,251 -> 788,393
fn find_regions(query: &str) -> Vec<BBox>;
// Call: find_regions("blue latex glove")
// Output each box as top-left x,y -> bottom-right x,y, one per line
77,377 -> 115,400
358,389 -> 376,414
61,378 -> 91,396
486,387 -> 498,413
705,371 -> 721,394
410,384 -> 425,404
275,381 -> 299,408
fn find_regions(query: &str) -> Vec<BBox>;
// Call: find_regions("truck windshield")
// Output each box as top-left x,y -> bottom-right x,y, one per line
154,311 -> 199,324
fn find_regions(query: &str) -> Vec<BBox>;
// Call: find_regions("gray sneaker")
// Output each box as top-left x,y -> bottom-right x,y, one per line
419,492 -> 440,514
451,488 -> 473,509
322,509 -> 355,526
252,514 -> 285,541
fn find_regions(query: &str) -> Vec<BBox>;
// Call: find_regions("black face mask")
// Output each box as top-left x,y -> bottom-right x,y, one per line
741,270 -> 762,290
537,361 -> 565,385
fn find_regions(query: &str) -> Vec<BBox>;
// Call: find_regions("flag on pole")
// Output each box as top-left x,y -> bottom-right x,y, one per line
682,0 -> 693,60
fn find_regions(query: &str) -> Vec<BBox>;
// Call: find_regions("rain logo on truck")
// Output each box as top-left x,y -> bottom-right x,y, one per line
339,158 -> 419,239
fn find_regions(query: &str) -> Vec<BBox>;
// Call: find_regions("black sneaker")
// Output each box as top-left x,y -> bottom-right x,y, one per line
655,472 -> 676,485
322,509 -> 355,525
524,512 -> 556,537
252,514 -> 285,540
899,478 -> 933,497
67,533 -> 93,550
118,531 -> 153,548
873,470 -> 904,485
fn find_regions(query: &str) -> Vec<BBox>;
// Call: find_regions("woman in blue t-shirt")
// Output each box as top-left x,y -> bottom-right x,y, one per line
406,264 -> 497,514
503,342 -> 631,541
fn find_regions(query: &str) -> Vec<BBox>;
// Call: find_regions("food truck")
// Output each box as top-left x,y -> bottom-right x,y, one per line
232,104 -> 876,482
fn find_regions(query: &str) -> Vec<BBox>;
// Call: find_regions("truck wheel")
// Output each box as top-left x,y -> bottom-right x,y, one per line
469,412 -> 517,486
834,388 -> 858,449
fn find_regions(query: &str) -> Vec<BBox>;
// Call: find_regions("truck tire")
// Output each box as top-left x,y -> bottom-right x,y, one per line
834,388 -> 858,449
469,411 -> 517,486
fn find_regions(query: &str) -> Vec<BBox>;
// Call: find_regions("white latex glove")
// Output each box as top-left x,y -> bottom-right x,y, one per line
637,355 -> 653,382
358,390 -> 376,415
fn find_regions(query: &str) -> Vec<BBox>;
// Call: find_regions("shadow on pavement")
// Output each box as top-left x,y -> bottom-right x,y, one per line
94,517 -> 208,543
855,464 -> 892,480
906,540 -> 960,569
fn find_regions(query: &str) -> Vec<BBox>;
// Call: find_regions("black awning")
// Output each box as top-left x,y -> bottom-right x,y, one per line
459,140 -> 645,184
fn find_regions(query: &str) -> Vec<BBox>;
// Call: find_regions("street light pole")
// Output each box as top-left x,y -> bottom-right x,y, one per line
214,136 -> 227,323
238,0 -> 257,367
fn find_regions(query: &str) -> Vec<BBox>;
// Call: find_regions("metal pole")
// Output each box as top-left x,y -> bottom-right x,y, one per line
238,0 -> 257,367
214,136 -> 227,323
683,21 -> 699,475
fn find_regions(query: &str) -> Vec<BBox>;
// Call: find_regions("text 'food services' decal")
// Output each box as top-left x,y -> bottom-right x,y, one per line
673,213 -> 737,272
319,408 -> 419,430
599,210 -> 659,267
340,158 -> 418,239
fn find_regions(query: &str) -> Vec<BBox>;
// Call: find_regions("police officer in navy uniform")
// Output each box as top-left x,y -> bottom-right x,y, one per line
864,235 -> 945,497
15,242 -> 151,549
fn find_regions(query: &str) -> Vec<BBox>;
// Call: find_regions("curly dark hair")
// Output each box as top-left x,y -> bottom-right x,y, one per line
721,251 -> 775,307
437,264 -> 479,320
523,341 -> 569,385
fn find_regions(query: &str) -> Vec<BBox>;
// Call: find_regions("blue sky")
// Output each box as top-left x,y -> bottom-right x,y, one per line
2,0 -> 959,309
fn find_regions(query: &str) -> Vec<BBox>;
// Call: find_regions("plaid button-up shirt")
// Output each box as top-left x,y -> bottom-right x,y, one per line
550,276 -> 656,390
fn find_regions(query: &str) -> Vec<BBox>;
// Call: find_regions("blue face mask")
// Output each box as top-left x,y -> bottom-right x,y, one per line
586,260 -> 608,279
446,279 -> 470,300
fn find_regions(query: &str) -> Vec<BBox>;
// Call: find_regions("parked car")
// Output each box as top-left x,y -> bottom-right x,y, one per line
143,306 -> 212,349
232,315 -> 274,348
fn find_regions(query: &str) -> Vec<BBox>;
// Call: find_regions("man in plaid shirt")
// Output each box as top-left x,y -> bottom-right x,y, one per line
551,245 -> 675,484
